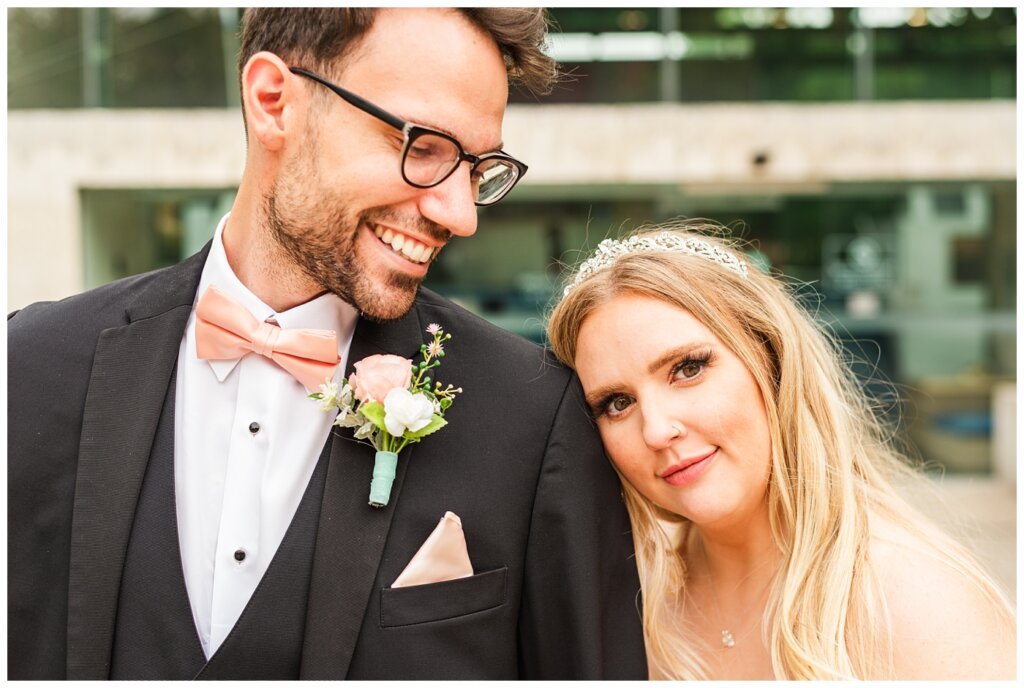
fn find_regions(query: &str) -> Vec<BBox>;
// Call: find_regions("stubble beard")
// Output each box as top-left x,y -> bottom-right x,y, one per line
264,165 -> 451,321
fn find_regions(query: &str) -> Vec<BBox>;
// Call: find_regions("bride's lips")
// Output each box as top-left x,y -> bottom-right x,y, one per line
659,448 -> 718,487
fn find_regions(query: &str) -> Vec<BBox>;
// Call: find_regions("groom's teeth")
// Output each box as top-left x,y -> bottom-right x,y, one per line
373,224 -> 433,264
411,245 -> 430,263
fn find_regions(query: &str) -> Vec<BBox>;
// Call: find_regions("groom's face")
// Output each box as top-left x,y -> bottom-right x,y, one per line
268,8 -> 509,321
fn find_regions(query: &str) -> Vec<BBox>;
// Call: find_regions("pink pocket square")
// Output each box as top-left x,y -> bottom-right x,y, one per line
391,511 -> 474,588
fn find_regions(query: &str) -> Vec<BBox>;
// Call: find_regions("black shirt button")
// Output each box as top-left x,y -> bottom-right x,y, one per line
248,422 -> 260,435
234,549 -> 246,562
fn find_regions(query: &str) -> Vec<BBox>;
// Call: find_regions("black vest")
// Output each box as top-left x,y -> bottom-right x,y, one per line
109,378 -> 332,680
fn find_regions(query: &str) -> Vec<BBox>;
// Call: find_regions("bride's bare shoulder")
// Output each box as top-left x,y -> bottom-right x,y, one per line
868,518 -> 1015,680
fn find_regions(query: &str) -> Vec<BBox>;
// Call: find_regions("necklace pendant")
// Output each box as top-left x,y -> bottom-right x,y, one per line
721,629 -> 735,648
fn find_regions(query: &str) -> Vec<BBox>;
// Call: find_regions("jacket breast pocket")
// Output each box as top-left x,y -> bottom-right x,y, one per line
380,566 -> 508,628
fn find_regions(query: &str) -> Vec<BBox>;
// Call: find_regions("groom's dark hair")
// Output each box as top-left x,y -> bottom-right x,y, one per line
238,8 -> 557,97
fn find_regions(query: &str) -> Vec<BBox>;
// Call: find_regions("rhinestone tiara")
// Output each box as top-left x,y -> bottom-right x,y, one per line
563,232 -> 749,296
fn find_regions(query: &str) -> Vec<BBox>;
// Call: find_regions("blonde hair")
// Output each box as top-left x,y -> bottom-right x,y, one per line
547,220 -> 1013,680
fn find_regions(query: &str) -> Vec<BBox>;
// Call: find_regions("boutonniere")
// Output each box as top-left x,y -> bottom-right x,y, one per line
310,323 -> 462,507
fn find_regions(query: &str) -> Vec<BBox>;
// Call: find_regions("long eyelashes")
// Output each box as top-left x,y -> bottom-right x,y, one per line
671,349 -> 713,381
590,392 -> 632,419
591,349 -> 715,420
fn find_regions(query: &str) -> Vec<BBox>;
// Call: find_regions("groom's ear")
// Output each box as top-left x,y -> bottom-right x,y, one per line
241,51 -> 304,154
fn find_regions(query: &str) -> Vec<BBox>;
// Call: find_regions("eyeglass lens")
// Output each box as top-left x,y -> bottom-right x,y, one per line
403,131 -> 518,204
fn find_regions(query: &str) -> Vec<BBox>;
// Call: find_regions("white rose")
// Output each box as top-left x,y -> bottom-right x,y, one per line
383,388 -> 435,437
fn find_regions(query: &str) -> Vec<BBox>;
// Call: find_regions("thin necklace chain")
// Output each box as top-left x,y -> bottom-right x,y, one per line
705,565 -> 737,648
698,538 -> 774,650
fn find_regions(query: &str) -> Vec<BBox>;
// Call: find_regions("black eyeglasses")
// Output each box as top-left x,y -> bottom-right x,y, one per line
289,67 -> 527,206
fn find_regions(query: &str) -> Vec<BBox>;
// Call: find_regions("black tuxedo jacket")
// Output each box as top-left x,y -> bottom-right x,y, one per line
8,245 -> 647,679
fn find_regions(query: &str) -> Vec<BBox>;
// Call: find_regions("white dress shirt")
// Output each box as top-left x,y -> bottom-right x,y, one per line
174,213 -> 359,657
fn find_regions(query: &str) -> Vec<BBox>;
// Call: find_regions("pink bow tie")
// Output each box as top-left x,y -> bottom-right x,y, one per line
195,285 -> 339,390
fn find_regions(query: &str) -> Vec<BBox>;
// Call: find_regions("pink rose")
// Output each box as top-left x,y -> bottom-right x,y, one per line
348,354 -> 413,403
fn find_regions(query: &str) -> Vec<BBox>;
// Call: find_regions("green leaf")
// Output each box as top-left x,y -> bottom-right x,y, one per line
358,401 -> 387,432
439,397 -> 452,410
404,414 -> 447,441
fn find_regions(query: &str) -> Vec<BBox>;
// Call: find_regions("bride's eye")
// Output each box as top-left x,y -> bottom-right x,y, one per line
671,350 -> 712,382
592,393 -> 634,420
608,395 -> 633,415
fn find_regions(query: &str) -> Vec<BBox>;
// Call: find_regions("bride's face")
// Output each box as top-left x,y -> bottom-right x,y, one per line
574,293 -> 772,531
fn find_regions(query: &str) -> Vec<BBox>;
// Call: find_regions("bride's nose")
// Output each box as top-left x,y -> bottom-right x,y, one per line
641,408 -> 686,450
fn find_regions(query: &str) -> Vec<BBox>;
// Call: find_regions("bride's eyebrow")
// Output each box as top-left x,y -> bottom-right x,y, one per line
646,342 -> 715,375
584,383 -> 622,411
583,342 -> 716,409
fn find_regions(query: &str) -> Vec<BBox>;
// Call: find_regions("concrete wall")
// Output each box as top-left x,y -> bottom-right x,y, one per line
8,100 -> 1015,309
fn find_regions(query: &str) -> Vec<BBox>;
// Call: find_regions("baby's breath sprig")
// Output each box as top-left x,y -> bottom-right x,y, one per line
411,325 -> 462,412
412,326 -> 451,390
433,381 -> 463,411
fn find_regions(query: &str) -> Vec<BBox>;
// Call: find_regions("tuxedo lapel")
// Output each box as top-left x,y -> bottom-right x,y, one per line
300,307 -> 425,679
66,247 -> 209,679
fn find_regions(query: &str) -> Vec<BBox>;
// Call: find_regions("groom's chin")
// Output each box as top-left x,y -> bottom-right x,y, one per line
349,278 -> 422,323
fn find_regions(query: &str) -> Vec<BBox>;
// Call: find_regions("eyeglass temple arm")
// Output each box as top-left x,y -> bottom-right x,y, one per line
288,67 -> 407,132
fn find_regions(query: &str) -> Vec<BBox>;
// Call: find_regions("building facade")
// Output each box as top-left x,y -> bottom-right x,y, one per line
8,8 -> 1017,484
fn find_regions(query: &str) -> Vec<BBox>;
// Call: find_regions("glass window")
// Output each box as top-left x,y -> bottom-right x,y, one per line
11,8 -> 1014,108
522,7 -> 1015,104
9,7 -> 240,108
80,188 -> 234,289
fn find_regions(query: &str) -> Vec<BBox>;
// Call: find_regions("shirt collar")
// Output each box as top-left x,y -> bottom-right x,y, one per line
195,213 -> 360,385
